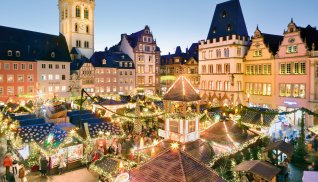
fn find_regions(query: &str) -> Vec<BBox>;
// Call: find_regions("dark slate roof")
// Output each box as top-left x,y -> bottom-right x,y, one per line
235,160 -> 281,181
262,33 -> 283,54
90,49 -> 135,69
207,0 -> 248,40
163,76 -> 201,102
126,29 -> 144,48
264,140 -> 294,157
0,25 -> 71,62
161,43 -> 198,66
298,25 -> 318,51
130,149 -> 223,182
70,57 -> 89,71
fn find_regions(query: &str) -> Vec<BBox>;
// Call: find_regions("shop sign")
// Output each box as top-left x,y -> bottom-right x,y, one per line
283,101 -> 297,106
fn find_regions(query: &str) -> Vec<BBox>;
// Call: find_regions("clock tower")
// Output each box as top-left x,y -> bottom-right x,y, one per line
58,0 -> 95,59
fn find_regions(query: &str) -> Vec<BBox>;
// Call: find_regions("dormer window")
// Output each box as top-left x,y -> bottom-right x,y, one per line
212,27 -> 217,34
227,24 -> 232,32
145,30 -> 149,34
51,52 -> 55,58
124,62 -> 128,67
7,50 -> 12,57
222,11 -> 227,18
102,59 -> 106,65
121,55 -> 125,59
119,62 -> 123,67
129,62 -> 132,67
16,51 -> 20,57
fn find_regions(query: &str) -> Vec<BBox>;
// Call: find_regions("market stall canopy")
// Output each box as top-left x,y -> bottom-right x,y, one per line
303,171 -> 318,182
235,160 -> 281,182
130,149 -> 223,182
240,108 -> 276,127
95,99 -> 128,106
163,76 -> 200,102
264,140 -> 294,157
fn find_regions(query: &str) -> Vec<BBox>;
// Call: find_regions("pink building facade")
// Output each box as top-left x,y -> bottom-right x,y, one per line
275,20 -> 313,126
0,60 -> 37,103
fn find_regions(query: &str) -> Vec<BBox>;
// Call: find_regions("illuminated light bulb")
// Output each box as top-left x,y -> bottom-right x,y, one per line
171,142 -> 179,150
139,137 -> 144,149
152,139 -> 159,146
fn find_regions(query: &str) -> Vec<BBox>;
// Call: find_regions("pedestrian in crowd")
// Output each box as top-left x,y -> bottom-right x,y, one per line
38,155 -> 42,174
117,142 -> 122,155
58,156 -> 66,175
284,136 -> 289,143
40,156 -> 48,177
12,157 -> 18,176
18,164 -> 25,182
5,172 -> 15,182
3,154 -> 13,174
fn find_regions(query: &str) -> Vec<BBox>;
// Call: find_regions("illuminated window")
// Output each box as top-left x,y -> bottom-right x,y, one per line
7,87 -> 14,95
84,8 -> 89,19
75,23 -> 78,32
287,45 -> 297,53
299,84 -> 305,98
170,120 -> 179,133
300,62 -> 305,74
280,63 -> 286,74
17,75 -> 24,82
286,63 -> 291,74
280,84 -> 286,97
294,62 -> 299,74
7,75 -> 14,82
286,84 -> 291,97
293,84 -> 299,97
189,120 -> 196,133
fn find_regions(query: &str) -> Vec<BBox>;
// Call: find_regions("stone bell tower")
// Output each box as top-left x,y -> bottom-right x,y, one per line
58,0 -> 95,59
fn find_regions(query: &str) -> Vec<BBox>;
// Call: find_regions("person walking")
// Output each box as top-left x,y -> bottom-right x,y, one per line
40,156 -> 48,177
58,156 -> 66,175
18,164 -> 25,182
3,154 -> 12,174
5,172 -> 15,182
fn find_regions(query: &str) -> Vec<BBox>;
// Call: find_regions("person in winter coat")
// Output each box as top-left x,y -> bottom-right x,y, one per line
18,164 -> 25,182
40,156 -> 48,177
3,154 -> 12,174
5,172 -> 15,182
12,157 -> 18,175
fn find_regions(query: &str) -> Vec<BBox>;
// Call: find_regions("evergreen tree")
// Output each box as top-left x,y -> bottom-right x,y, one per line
292,112 -> 308,163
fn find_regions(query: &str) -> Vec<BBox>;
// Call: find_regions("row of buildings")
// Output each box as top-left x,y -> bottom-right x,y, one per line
1,0 -> 318,126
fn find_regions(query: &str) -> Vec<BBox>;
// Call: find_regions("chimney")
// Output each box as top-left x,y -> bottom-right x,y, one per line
105,47 -> 108,52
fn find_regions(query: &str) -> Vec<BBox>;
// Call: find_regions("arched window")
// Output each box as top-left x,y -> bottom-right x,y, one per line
75,23 -> 78,32
76,6 -> 81,18
61,8 -> 64,20
84,8 -> 89,19
86,25 -> 89,34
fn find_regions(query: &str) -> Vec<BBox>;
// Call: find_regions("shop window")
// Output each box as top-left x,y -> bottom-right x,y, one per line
170,120 -> 179,133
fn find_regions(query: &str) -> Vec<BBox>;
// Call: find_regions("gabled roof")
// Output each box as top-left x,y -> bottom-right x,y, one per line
298,25 -> 318,51
163,76 -> 200,102
130,149 -> 223,182
70,47 -> 79,55
0,25 -> 71,62
70,57 -> 89,71
262,33 -> 283,54
235,160 -> 281,181
207,0 -> 248,40
90,49 -> 135,69
264,140 -> 294,157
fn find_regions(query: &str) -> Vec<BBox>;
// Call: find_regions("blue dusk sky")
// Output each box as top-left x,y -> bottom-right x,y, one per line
0,0 -> 317,54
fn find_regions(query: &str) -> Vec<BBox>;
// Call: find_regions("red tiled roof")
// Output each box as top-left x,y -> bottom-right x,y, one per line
130,149 -> 223,182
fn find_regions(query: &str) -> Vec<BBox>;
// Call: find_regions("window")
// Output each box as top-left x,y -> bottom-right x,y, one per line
55,75 -> 60,80
189,120 -> 196,133
254,50 -> 262,57
224,64 -> 230,73
62,65 -> 66,69
48,86 -> 53,93
287,45 -> 297,53
84,8 -> 89,19
280,84 -> 286,96
294,62 -> 299,74
234,63 -> 241,73
62,75 -> 66,80
0,75 -> 2,83
299,84 -> 305,98
0,87 -> 3,95
17,75 -> 24,82
48,74 -> 53,80
209,50 -> 213,58
61,8 -> 64,19
13,64 -> 18,70
217,64 -> 222,73
286,84 -> 291,97
149,76 -> 153,85
246,66 -> 250,75
202,51 -> 206,59
286,63 -> 291,74
300,62 -> 306,74
41,74 -> 46,81
49,64 -> 53,69
55,64 -> 59,69
201,65 -> 206,74
16,51 -> 20,57
76,40 -> 81,47
76,6 -> 81,18
18,87 -> 24,94
28,86 -> 34,93
7,50 -> 12,56
208,65 -> 213,74
42,64 -> 46,69
84,41 -> 89,48
75,23 -> 78,32
86,25 -> 89,34
28,64 -> 33,70
149,65 -> 153,73
51,52 -> 55,58
293,84 -> 299,97
227,24 -> 232,32
7,75 -> 14,82
4,63 -> 9,70
280,63 -> 286,74
65,8 -> 68,18
129,62 -> 132,67
237,48 -> 241,56
62,86 -> 66,92
27,75 -> 33,82
7,87 -> 14,95
267,65 -> 272,75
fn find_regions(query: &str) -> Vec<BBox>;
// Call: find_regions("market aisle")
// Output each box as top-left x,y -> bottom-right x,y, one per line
26,168 -> 99,182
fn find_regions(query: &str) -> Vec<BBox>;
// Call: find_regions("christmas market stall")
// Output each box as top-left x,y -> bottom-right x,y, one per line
92,98 -> 129,117
234,160 -> 281,182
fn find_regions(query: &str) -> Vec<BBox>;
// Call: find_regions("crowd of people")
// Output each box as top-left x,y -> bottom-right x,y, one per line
2,154 -> 26,182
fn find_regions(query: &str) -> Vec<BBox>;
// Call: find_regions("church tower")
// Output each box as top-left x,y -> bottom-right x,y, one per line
58,0 -> 95,59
